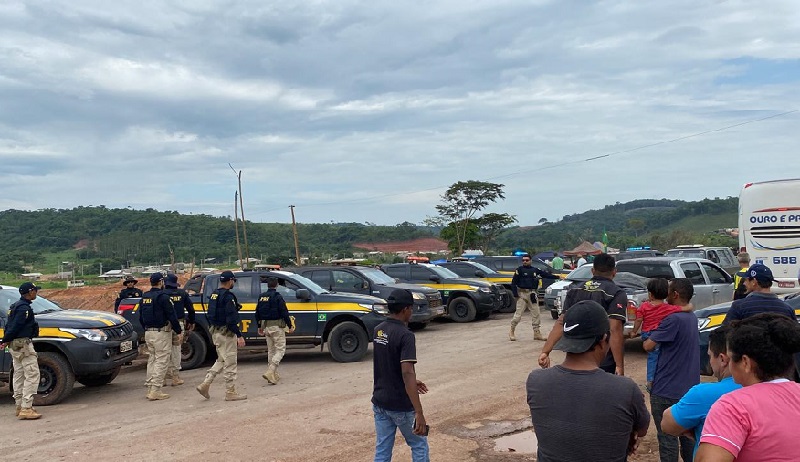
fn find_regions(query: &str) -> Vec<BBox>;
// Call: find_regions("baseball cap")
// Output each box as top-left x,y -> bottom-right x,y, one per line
386,288 -> 414,307
19,282 -> 41,294
219,270 -> 237,282
747,263 -> 775,282
553,300 -> 610,353
149,272 -> 165,284
165,273 -> 179,288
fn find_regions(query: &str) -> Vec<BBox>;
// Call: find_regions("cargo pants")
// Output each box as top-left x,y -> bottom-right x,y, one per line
10,339 -> 40,408
206,329 -> 238,386
144,328 -> 172,388
511,288 -> 540,330
167,319 -> 185,377
264,325 -> 287,368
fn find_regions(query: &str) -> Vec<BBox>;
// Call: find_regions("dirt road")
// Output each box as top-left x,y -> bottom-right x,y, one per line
1,313 -> 662,461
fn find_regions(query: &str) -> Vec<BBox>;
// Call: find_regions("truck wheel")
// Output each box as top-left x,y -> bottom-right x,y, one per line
77,366 -> 121,387
448,297 -> 477,323
180,331 -> 209,371
22,352 -> 74,406
328,321 -> 369,362
496,295 -> 516,313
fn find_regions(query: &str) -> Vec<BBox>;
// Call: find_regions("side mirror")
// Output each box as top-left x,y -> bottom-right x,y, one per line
475,270 -> 487,278
429,275 -> 441,282
296,289 -> 311,300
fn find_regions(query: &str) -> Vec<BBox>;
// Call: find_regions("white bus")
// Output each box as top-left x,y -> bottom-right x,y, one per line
738,178 -> 800,294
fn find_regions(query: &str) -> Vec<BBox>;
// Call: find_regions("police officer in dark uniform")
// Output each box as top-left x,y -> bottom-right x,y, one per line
256,277 -> 295,384
0,282 -> 42,419
196,270 -> 247,401
115,275 -> 143,313
163,273 -> 195,386
539,253 -> 628,375
510,255 -> 559,341
139,272 -> 181,401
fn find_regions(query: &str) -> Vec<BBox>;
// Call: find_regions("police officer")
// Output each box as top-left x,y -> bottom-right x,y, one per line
139,272 -> 181,401
510,254 -> 558,341
163,273 -> 196,386
732,252 -> 750,300
0,282 -> 42,420
196,270 -> 247,401
115,275 -> 143,313
256,277 -> 295,384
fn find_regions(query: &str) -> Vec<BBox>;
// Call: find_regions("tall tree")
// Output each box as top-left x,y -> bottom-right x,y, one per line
475,213 -> 517,253
434,181 -> 506,256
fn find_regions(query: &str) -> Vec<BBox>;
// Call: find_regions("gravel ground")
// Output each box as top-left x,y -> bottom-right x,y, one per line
1,312 -> 664,461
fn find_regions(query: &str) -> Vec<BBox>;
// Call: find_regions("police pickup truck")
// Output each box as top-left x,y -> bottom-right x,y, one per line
118,270 -> 388,369
382,263 -> 501,322
289,265 -> 445,329
0,285 -> 139,405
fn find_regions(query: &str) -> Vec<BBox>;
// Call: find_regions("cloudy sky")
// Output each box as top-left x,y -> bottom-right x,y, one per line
1,0 -> 798,226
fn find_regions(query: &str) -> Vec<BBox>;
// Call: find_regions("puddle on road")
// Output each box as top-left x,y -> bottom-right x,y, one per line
493,430 -> 537,454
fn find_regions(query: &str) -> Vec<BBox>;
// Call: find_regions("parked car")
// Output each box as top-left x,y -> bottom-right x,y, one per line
615,257 -> 734,308
382,262 -> 501,322
694,293 -> 800,376
615,249 -> 664,260
436,260 -> 514,312
544,264 -> 594,318
0,286 -> 139,405
665,245 -> 738,275
289,265 -> 445,329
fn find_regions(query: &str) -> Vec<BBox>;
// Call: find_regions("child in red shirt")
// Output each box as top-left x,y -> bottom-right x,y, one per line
629,278 -> 692,392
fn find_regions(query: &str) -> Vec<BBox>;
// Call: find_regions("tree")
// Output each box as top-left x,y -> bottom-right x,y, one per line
434,181 -> 506,256
440,221 -> 480,255
538,217 -> 548,224
475,213 -> 517,253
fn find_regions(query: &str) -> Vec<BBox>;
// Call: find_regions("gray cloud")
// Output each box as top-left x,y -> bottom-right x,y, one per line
0,0 -> 797,225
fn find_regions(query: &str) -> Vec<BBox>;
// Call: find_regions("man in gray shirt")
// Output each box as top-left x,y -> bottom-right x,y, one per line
527,301 -> 650,462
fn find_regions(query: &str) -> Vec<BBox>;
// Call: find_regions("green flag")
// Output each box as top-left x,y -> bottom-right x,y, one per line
602,230 -> 609,252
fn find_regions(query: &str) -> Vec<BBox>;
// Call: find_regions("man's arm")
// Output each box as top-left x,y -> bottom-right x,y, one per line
278,295 -> 294,330
0,306 -> 21,343
538,314 -> 564,368
609,318 -> 624,375
643,338 -> 658,352
401,362 -> 427,435
695,444 -> 735,462
510,270 -> 520,296
662,407 -> 692,437
224,298 -> 243,337
163,296 -> 181,334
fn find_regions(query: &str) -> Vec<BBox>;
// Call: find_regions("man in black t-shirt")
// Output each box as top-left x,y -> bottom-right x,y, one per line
372,289 -> 430,462
539,253 -> 628,375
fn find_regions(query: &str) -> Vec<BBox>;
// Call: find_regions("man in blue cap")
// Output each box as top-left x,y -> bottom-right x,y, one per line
139,272 -> 181,401
723,263 -> 797,324
196,270 -> 247,401
0,282 -> 43,419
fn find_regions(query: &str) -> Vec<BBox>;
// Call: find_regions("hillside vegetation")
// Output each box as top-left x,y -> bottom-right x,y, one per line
0,197 -> 738,275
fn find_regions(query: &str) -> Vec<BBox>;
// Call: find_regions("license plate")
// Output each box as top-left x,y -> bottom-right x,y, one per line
120,340 -> 133,352
778,281 -> 796,288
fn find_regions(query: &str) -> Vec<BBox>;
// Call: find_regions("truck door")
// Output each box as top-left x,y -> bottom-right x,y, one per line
270,277 -> 320,338
230,274 -> 258,338
679,261 -> 713,308
700,262 -> 734,305
331,269 -> 370,296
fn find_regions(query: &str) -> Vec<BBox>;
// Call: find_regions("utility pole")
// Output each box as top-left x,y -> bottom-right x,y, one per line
229,164 -> 251,269
233,191 -> 243,269
290,205 -> 301,266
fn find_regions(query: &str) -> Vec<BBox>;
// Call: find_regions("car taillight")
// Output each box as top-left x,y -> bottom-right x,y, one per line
118,303 -> 137,315
626,300 -> 638,320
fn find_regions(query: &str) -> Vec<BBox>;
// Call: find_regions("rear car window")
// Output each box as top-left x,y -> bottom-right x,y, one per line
615,262 -> 674,279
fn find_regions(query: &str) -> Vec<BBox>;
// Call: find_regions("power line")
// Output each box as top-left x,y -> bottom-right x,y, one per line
254,109 -> 797,215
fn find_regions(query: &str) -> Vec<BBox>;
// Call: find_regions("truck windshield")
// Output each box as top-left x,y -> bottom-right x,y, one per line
0,288 -> 62,316
359,268 -> 396,285
428,266 -> 460,279
288,274 -> 328,294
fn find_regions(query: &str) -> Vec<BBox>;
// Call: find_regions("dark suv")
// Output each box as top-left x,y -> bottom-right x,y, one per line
436,261 -> 514,312
382,263 -> 500,322
290,265 -> 445,329
471,256 -> 565,298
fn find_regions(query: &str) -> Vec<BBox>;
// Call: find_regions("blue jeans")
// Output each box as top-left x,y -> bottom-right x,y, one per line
651,394 -> 694,462
373,404 -> 430,462
642,331 -> 660,383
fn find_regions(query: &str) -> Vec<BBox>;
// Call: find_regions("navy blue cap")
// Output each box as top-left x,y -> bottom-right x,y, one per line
165,273 -> 179,288
747,263 -> 775,282
19,282 -> 41,294
149,272 -> 165,284
386,288 -> 414,307
219,270 -> 237,282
